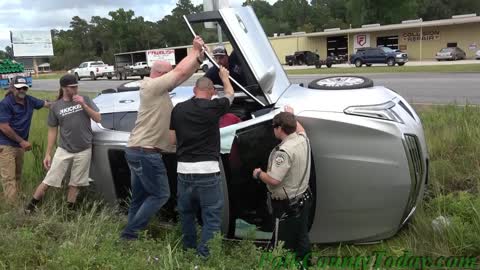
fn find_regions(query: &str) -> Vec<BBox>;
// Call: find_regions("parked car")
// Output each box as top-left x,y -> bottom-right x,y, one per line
73,61 -> 114,80
285,51 -> 334,68
475,50 -> 480,60
350,47 -> 408,67
435,47 -> 466,61
90,6 -> 428,244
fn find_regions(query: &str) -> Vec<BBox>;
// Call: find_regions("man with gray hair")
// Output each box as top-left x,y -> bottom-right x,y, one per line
169,66 -> 234,257
120,36 -> 207,240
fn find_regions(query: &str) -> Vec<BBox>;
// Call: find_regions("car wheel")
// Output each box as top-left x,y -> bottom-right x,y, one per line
107,76 -> 112,80
308,75 -> 374,90
75,73 -> 81,81
326,63 -> 332,68
366,64 -> 372,67
354,59 -> 362,67
202,65 -> 209,72
297,59 -> 304,65
398,63 -> 405,66
387,58 -> 395,66
90,72 -> 96,80
140,75 -> 144,79
288,62 -> 293,66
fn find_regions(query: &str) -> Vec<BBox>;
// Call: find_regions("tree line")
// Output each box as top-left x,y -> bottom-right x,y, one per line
2,0 -> 479,70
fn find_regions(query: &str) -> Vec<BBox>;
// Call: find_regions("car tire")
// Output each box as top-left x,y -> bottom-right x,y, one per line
140,75 -> 144,79
288,62 -> 293,66
326,63 -> 332,68
297,59 -> 304,65
315,62 -> 322,68
90,72 -> 96,80
354,59 -> 363,67
75,73 -> 81,81
387,58 -> 395,67
308,75 -> 374,90
398,63 -> 405,66
107,76 -> 112,80
366,64 -> 372,67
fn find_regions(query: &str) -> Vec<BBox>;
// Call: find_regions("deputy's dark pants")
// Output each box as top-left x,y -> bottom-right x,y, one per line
271,195 -> 312,260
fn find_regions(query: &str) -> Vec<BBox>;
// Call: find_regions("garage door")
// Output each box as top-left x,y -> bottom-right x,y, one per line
327,36 -> 348,58
377,35 -> 399,50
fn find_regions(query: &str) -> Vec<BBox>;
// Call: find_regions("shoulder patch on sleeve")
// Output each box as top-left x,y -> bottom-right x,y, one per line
274,151 -> 288,166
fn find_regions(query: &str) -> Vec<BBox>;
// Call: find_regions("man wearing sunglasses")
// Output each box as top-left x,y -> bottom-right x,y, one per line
0,76 -> 49,204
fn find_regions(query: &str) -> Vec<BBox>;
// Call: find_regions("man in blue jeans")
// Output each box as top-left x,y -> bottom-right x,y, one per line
120,36 -> 206,240
169,66 -> 234,257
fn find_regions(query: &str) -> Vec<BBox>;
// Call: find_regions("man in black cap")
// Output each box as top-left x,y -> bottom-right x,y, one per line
204,45 -> 246,87
0,76 -> 49,204
25,74 -> 100,212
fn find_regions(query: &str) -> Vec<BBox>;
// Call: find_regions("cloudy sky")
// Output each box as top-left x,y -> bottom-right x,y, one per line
0,0 -> 275,50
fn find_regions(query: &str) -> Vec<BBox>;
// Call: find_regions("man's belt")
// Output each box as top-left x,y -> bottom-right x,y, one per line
128,146 -> 162,153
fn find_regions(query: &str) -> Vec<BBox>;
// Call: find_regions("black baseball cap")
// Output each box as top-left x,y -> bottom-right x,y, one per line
212,45 -> 227,56
13,76 -> 29,89
60,74 -> 78,87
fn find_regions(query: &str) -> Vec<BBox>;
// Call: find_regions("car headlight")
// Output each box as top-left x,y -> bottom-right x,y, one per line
344,101 -> 404,123
396,53 -> 403,58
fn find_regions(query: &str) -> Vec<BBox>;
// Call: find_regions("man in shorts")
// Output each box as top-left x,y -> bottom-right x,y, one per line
25,74 -> 101,212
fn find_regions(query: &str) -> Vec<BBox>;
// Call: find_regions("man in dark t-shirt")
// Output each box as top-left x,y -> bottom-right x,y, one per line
170,66 -> 234,257
25,74 -> 101,213
204,45 -> 246,87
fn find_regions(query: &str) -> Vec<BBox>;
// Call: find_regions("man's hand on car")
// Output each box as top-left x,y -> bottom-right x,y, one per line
284,105 -> 294,114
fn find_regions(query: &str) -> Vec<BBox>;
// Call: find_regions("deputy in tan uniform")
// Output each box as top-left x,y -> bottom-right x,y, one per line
252,105 -> 311,262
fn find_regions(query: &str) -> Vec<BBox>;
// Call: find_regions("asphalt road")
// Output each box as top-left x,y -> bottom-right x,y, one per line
31,72 -> 480,105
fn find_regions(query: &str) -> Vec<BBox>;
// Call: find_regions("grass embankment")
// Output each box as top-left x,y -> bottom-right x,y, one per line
286,63 -> 480,75
0,91 -> 479,269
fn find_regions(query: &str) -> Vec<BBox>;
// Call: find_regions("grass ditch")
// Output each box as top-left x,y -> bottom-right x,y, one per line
0,92 -> 479,268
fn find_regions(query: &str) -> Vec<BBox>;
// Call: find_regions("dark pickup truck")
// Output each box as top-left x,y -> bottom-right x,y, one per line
350,47 -> 408,67
285,50 -> 333,68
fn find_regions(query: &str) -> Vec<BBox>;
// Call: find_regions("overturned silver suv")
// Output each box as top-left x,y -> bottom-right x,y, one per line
90,6 -> 428,244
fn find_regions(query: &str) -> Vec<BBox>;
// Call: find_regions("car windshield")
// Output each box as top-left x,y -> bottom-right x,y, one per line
380,47 -> 394,53
440,48 -> 454,52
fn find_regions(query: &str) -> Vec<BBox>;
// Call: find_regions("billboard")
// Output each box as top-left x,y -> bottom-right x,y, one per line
10,30 -> 54,57
146,49 -> 175,66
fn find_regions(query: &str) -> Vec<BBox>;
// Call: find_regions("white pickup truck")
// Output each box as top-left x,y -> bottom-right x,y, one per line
73,61 -> 114,80
129,61 -> 149,70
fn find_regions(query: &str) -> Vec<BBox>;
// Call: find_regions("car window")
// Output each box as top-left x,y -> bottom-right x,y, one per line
100,112 -> 138,132
91,62 -> 105,66
380,47 -> 394,53
440,48 -> 453,52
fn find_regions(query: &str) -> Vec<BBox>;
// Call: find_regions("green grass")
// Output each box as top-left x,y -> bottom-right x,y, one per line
1,94 -> 480,268
286,63 -> 480,75
34,72 -> 68,80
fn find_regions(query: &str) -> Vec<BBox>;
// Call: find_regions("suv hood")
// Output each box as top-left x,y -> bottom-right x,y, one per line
186,6 -> 291,106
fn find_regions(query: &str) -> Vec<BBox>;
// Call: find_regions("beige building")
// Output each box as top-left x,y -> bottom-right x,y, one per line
268,14 -> 480,63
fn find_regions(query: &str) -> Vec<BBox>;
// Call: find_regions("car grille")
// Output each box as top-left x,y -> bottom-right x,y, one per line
402,134 -> 425,220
